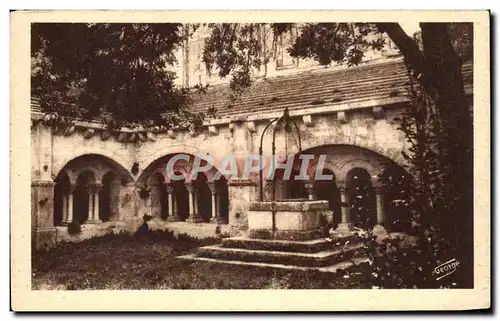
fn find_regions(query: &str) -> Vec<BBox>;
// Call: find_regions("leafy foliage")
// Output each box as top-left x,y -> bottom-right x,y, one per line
32,23 -> 209,130
203,22 -> 474,288
202,23 -> 386,99
412,23 -> 473,61
339,71 -> 470,289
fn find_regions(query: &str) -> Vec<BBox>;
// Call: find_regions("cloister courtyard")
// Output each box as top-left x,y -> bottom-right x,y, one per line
32,230 -> 365,290
28,24 -> 474,289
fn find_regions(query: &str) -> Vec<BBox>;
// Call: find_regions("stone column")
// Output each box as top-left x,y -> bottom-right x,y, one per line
304,180 -> 317,201
227,179 -> 257,228
373,182 -> 386,226
61,195 -> 68,225
208,182 -> 219,223
65,184 -> 75,224
87,183 -> 102,223
165,183 -> 179,222
185,183 -> 203,223
31,180 -> 57,248
335,181 -> 354,233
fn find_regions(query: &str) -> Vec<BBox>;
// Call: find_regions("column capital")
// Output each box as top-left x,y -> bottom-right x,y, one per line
87,183 -> 103,193
304,180 -> 316,201
304,180 -> 315,190
68,183 -> 77,193
185,183 -> 195,193
372,181 -> 385,194
207,182 -> 216,194
31,180 -> 56,187
336,180 -> 347,191
164,183 -> 175,194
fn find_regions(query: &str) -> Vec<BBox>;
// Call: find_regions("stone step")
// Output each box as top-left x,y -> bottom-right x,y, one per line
196,242 -> 365,267
177,253 -> 368,274
221,235 -> 357,253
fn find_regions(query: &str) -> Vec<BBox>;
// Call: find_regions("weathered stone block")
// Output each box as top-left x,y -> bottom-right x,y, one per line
208,125 -> 218,135
246,121 -> 256,133
303,114 -> 313,127
338,111 -> 348,124
83,128 -> 95,139
373,106 -> 385,119
247,200 -> 329,241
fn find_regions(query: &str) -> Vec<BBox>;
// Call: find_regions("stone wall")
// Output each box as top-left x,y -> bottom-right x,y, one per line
30,100 -> 411,248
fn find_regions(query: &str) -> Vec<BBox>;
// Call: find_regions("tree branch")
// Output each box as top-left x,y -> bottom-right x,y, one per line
376,23 -> 426,78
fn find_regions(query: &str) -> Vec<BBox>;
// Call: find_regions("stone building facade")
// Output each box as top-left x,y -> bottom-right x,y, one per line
30,31 -> 474,248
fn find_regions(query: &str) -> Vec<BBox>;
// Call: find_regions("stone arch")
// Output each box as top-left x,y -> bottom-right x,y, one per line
298,144 -> 395,182
137,145 -> 221,182
53,154 -> 134,225
67,166 -> 98,185
300,134 -> 407,168
53,150 -> 131,183
55,153 -> 134,185
338,159 -> 380,182
137,151 -> 227,186
138,151 -> 231,224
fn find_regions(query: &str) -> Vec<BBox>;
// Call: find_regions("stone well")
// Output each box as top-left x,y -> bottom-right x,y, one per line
247,199 -> 333,241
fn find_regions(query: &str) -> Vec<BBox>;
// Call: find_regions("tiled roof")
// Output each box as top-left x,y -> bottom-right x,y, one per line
190,58 -> 473,119
31,58 -> 473,119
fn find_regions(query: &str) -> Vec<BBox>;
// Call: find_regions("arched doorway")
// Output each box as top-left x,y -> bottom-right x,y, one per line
314,168 -> 342,229
216,175 -> 229,223
149,172 -> 168,220
74,171 -> 95,224
52,154 -> 135,226
346,167 -> 377,229
173,172 -> 189,221
382,166 -> 411,232
289,170 -> 308,199
99,171 -> 113,222
53,172 -> 70,226
195,173 -> 212,222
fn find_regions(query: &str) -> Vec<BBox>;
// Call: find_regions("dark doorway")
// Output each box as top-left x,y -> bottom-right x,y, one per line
346,168 -> 377,229
382,166 -> 411,232
173,172 -> 189,221
99,171 -> 114,222
216,175 -> 229,223
314,169 -> 342,229
195,173 -> 212,222
53,172 -> 70,226
74,171 -> 93,224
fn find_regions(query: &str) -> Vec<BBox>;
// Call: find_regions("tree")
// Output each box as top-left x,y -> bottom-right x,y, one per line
31,23 -> 208,131
32,22 -> 474,287
202,22 -> 473,287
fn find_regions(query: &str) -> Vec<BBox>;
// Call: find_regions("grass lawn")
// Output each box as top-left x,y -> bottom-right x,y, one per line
32,231 -> 366,290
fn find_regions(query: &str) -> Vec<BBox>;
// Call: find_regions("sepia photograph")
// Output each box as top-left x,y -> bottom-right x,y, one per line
10,10 -> 490,311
